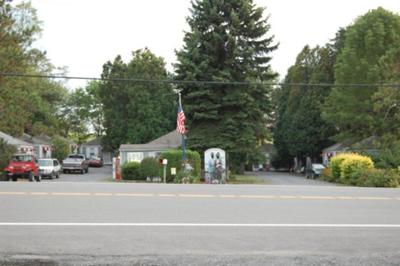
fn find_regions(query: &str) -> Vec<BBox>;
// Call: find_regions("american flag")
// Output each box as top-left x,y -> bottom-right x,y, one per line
176,105 -> 186,135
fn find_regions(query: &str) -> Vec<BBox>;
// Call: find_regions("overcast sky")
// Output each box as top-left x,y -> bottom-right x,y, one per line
24,0 -> 400,89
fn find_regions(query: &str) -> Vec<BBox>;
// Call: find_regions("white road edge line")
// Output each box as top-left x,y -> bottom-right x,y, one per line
0,223 -> 399,227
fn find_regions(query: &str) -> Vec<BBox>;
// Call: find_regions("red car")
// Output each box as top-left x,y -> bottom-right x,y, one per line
88,157 -> 103,167
4,154 -> 41,182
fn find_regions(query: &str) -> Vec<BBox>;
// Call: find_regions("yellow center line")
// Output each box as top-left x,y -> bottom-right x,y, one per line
0,192 -> 27,195
178,194 -> 216,198
336,196 -> 355,200
0,191 -> 398,201
115,193 -> 155,197
357,196 -> 391,200
239,195 -> 276,199
219,195 -> 237,198
51,192 -> 92,196
30,192 -> 49,195
94,193 -> 113,196
279,195 -> 298,199
300,196 -> 335,200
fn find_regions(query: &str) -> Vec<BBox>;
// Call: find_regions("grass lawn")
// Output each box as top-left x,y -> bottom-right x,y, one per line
227,174 -> 269,184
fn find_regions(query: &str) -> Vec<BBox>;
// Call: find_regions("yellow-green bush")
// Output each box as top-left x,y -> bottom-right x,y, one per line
329,153 -> 374,185
330,153 -> 358,180
340,155 -> 374,185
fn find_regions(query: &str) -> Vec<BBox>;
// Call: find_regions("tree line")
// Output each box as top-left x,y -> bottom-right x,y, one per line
273,7 -> 400,168
1,0 -> 399,173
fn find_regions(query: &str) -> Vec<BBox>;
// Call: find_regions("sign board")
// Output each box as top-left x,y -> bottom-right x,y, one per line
204,148 -> 226,184
171,167 -> 177,175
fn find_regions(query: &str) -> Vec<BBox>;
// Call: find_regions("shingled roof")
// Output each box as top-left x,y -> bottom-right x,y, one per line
0,131 -> 32,146
120,131 -> 181,152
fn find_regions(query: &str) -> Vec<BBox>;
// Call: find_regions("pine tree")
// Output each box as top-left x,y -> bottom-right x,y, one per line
273,43 -> 340,167
175,0 -> 277,172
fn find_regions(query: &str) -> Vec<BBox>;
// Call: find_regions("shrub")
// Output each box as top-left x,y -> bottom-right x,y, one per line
161,149 -> 201,182
330,153 -> 356,180
0,139 -> 16,170
340,155 -> 374,185
320,167 -> 336,182
52,136 -> 70,162
122,161 -> 141,180
358,168 -> 399,188
139,157 -> 160,179
373,142 -> 400,169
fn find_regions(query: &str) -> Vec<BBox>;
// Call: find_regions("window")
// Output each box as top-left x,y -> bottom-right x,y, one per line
127,152 -> 144,163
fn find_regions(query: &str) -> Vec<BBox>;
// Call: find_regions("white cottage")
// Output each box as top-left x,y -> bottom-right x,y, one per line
0,131 -> 34,154
22,133 -> 52,159
119,131 -> 181,165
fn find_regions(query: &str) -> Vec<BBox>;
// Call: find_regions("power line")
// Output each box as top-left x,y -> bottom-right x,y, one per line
1,72 -> 400,88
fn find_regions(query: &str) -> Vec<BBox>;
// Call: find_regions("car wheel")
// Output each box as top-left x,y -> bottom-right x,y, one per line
28,171 -> 34,182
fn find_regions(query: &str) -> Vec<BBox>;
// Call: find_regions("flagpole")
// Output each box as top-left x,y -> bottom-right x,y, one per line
179,92 -> 186,163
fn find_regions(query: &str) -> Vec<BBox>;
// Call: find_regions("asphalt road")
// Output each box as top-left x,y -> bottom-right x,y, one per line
0,182 -> 399,265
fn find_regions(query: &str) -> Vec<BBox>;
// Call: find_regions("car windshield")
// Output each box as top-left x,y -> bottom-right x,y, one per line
38,160 -> 53,166
69,155 -> 84,159
312,164 -> 325,170
12,155 -> 33,162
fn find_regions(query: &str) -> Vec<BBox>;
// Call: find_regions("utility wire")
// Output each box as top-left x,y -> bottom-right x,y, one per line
1,72 -> 400,88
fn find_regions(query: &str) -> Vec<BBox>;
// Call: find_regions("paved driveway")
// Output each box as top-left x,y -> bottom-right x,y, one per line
46,165 -> 112,182
248,171 -> 336,186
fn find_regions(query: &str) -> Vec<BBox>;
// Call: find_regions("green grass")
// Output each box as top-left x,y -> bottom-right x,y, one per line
227,174 -> 269,184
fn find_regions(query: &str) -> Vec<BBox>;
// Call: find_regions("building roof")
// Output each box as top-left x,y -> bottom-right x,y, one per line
147,131 -> 181,146
82,137 -> 102,146
322,137 -> 379,153
0,131 -> 33,146
120,131 -> 182,152
22,133 -> 52,145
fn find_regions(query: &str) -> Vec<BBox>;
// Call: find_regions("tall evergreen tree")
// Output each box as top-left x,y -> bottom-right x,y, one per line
175,0 -> 278,172
273,42 -> 341,167
99,49 -> 175,150
322,7 -> 400,141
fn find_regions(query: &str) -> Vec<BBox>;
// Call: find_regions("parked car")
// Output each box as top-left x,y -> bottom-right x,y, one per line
306,163 -> 326,179
4,153 -> 41,182
62,154 -> 89,174
88,156 -> 103,167
38,158 -> 62,179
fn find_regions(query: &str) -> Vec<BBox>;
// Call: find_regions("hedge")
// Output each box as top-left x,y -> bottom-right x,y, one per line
139,157 -> 161,179
122,161 -> 141,180
161,149 -> 201,182
358,169 -> 399,187
319,152 -> 400,187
